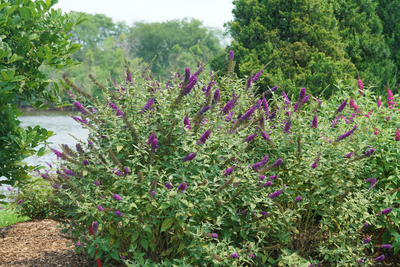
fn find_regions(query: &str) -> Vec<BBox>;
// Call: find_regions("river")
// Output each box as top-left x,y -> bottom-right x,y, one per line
0,111 -> 89,201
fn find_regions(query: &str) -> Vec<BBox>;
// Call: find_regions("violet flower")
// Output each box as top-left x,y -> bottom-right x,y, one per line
231,253 -> 239,259
182,153 -> 196,162
151,191 -> 156,197
262,181 -> 273,187
76,242 -> 82,246
198,129 -> 212,144
252,71 -> 262,83
335,99 -> 348,114
381,244 -> 392,249
259,175 -> 265,180
380,207 -> 393,215
262,97 -> 269,115
282,91 -> 290,105
115,211 -> 123,217
229,50 -> 234,59
211,233 -> 218,238
261,211 -> 268,216
74,101 -> 88,114
94,180 -> 100,186
375,255 -> 385,262
249,254 -> 255,258
269,110 -> 276,121
83,159 -> 89,166
266,86 -> 278,94
165,182 -> 172,189
295,196 -> 302,202
311,154 -> 320,169
147,132 -> 156,145
261,131 -> 271,142
358,259 -> 363,264
223,167 -> 234,177
17,199 -> 23,204
225,112 -> 234,122
178,182 -> 187,193
183,75 -> 198,95
241,106 -> 257,121
92,222 -> 98,234
64,169 -> 75,176
113,194 -> 121,201
198,105 -> 211,115
365,177 -> 377,189
109,102 -> 118,111
271,158 -> 283,168
213,88 -> 220,103
269,189 -> 283,199
97,205 -> 104,211
116,109 -> 124,117
363,222 -> 369,228
184,67 -> 190,83
269,175 -> 278,180
221,98 -> 236,115
363,148 -> 375,157
310,116 -> 318,128
243,133 -> 257,142
301,95 -> 309,105
52,148 -> 64,160
336,125 -> 358,141
363,237 -> 370,244
142,98 -> 154,112
283,119 -> 291,134
344,152 -> 354,158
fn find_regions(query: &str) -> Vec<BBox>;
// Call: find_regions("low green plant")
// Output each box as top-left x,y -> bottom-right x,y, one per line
0,203 -> 30,228
38,53 -> 399,266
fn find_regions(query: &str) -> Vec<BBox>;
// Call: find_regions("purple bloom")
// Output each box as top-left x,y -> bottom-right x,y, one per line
269,189 -> 283,199
256,99 -> 262,109
183,75 -> 198,95
184,67 -> 191,83
229,50 -> 234,59
231,253 -> 239,259
259,175 -> 265,180
295,196 -> 302,202
380,207 -> 393,215
223,167 -> 234,177
375,255 -> 385,262
76,242 -> 82,247
74,101 -> 88,115
241,106 -> 257,121
123,167 -> 129,175
282,91 -> 290,105
249,254 -> 255,258
243,132 -> 257,142
311,155 -> 320,169
358,259 -> 363,264
310,116 -> 318,128
301,95 -> 309,105
114,170 -> 122,176
76,144 -> 84,153
184,116 -> 190,128
41,174 -> 48,180
151,191 -> 156,197
113,194 -> 122,201
109,102 -> 118,111
262,181 -> 273,187
115,211 -> 123,217
142,98 -> 155,112
269,110 -> 276,121
269,175 -> 278,180
225,112 -> 234,122
283,119 -> 291,134
364,148 -> 375,157
199,129 -> 212,144
92,222 -> 98,234
64,169 -> 75,176
262,97 -> 269,115
381,244 -> 392,249
7,186 -> 12,191
272,158 -> 283,168
83,159 -> 89,166
165,182 -> 172,189
116,109 -> 124,117
260,131 -> 271,142
336,125 -> 358,141
178,182 -> 187,193
221,97 -> 237,115
211,233 -> 218,238
267,86 -> 278,94
147,132 -> 156,145
182,153 -> 196,162
94,180 -> 100,186
363,222 -> 369,228
52,148 -> 64,160
344,152 -> 354,158
365,178 -> 377,189
198,105 -> 211,115
335,99 -> 348,114
261,211 -> 268,216
363,237 -> 370,244
17,199 -> 23,204
213,88 -> 220,103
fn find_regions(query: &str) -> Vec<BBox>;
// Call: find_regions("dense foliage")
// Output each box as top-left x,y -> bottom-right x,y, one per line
213,0 -> 400,98
0,0 -> 84,202
24,52 -> 400,266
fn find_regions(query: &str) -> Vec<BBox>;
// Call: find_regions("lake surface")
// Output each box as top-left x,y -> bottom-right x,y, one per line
0,111 -> 89,201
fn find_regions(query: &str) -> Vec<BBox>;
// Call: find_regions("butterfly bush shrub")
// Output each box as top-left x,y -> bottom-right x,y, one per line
44,56 -> 399,266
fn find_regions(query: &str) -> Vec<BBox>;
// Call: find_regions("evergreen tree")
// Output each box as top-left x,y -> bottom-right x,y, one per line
214,0 -> 357,98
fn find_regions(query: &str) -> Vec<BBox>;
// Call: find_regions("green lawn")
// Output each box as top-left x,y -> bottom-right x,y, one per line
0,204 -> 31,228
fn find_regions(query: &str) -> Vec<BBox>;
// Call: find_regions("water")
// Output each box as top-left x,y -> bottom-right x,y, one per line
0,111 -> 89,201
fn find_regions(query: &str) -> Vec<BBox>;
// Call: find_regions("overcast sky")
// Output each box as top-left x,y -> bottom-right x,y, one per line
53,0 -> 235,30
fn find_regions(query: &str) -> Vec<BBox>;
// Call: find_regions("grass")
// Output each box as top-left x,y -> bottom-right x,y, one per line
0,203 -> 31,228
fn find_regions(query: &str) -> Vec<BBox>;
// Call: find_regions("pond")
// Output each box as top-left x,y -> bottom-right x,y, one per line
0,111 -> 89,201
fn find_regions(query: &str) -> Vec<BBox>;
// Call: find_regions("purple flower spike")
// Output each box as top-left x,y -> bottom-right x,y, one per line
262,181 -> 273,187
301,95 -> 309,105
17,199 -> 23,204
249,254 -> 255,258
269,189 -> 283,199
116,109 -> 124,117
363,222 -> 369,228
221,97 -> 237,115
272,158 -> 283,168
365,178 -> 377,189
52,148 -> 64,160
380,207 -> 393,215
83,159 -> 89,166
375,255 -> 385,262
182,153 -> 196,162
184,67 -> 191,82
344,152 -> 354,158
183,75 -> 198,95
229,50 -> 234,59
97,205 -> 104,211
310,116 -> 318,128
198,105 -> 211,115
262,97 -> 269,115
151,191 -> 156,197
381,244 -> 392,249
199,129 -> 212,144
261,211 -> 268,216
231,253 -> 239,259
223,167 -> 234,177
76,242 -> 82,247
363,237 -> 370,244
64,169 -> 75,176
113,194 -> 122,201
178,182 -> 187,193
213,88 -> 220,103
358,259 -> 363,264
282,91 -> 290,105
92,222 -> 98,233
147,132 -> 156,145
74,101 -> 88,115
269,175 -> 278,180
364,148 -> 375,157
142,98 -> 155,112
295,196 -> 302,202
283,119 -> 291,134
211,233 -> 218,238
259,175 -> 265,180
41,174 -> 48,180
109,102 -> 118,111
243,133 -> 257,142
94,180 -> 100,186
115,211 -> 123,217
165,182 -> 172,189
335,99 -> 348,114
123,167 -> 129,175
336,125 -> 358,141
241,106 -> 257,121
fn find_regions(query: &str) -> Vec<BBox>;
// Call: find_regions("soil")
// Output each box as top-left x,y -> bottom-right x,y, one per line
0,219 -> 96,267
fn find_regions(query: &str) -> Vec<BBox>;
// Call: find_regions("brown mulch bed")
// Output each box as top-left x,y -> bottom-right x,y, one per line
0,219 -> 96,267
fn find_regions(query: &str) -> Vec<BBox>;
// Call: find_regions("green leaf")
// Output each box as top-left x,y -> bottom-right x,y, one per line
45,0 -> 51,8
20,7 -> 31,21
160,218 -> 174,232
140,238 -> 148,251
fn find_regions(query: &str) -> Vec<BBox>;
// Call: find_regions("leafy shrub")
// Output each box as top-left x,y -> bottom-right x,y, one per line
40,55 -> 400,266
10,171 -> 65,220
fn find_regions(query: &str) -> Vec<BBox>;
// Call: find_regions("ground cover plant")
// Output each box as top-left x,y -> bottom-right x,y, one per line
24,52 -> 400,266
0,202 -> 30,228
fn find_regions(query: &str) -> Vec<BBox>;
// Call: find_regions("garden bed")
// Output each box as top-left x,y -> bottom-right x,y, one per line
0,219 -> 94,267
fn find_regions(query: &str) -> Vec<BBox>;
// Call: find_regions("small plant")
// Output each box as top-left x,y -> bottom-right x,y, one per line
40,53 -> 399,266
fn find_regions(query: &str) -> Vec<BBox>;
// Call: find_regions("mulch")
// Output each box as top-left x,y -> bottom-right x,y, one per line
0,219 -> 96,267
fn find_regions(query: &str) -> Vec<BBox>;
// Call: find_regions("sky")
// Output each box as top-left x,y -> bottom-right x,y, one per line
53,0 -> 235,30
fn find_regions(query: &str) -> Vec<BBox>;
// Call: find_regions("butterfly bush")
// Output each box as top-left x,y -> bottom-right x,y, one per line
43,54 -> 400,267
